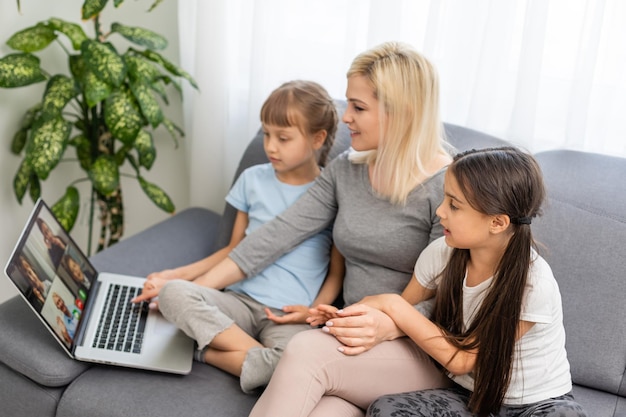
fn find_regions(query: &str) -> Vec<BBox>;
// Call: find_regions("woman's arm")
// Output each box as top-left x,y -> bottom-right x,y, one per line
318,274 -> 435,353
318,292 -> 477,371
266,245 -> 345,324
311,245 -> 345,306
229,157 -> 340,277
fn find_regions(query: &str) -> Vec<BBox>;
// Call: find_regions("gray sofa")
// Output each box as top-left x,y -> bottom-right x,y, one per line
1,101 -> 624,417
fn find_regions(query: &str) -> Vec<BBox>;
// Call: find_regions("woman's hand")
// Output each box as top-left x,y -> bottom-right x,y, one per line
321,299 -> 405,356
265,305 -> 310,324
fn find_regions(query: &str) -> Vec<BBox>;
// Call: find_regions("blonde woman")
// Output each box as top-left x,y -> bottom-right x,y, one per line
245,42 -> 453,417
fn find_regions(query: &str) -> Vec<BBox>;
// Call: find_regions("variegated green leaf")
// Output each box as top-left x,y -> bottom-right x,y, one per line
42,75 -> 78,116
149,80 -> 168,104
0,53 -> 46,88
82,0 -> 108,20
88,155 -> 119,196
124,150 -> 139,171
147,0 -> 163,12
19,102 -> 43,129
140,49 -> 198,89
129,81 -> 163,127
104,91 -> 143,145
26,116 -> 71,180
69,53 -> 111,106
74,119 -> 86,133
161,118 -> 183,148
13,160 -> 32,204
114,0 -> 124,6
138,176 -> 174,213
70,134 -> 92,170
47,18 -> 88,51
156,74 -> 182,95
84,70 -> 112,107
125,54 -> 161,83
111,23 -> 167,50
28,175 -> 41,203
134,130 -> 156,169
7,23 -> 57,53
114,144 -> 132,166
69,54 -> 86,82
82,40 -> 126,87
51,186 -> 80,231
11,129 -> 28,154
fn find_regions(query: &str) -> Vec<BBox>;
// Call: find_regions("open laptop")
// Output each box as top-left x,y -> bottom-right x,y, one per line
4,199 -> 193,374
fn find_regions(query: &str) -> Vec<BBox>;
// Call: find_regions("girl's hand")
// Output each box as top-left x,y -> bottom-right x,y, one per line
146,269 -> 179,281
265,305 -> 309,324
131,276 -> 169,307
322,302 -> 404,355
307,304 -> 340,327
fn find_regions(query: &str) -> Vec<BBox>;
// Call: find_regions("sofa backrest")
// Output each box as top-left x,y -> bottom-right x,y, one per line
533,150 -> 626,396
214,99 -> 509,250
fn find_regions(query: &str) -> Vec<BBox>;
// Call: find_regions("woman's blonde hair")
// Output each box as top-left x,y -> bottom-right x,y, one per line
348,42 -> 448,204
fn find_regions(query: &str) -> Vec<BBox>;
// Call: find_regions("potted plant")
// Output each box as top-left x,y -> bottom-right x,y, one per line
0,0 -> 197,254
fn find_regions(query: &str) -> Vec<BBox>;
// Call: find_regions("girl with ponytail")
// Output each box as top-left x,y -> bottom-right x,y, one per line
364,147 -> 587,416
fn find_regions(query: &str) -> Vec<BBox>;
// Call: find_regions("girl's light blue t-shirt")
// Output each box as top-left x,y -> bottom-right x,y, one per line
225,163 -> 332,309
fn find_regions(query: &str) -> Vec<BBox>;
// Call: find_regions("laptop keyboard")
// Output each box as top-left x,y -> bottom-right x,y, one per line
93,284 -> 149,354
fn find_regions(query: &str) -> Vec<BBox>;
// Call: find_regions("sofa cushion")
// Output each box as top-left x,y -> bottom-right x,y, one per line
57,362 -> 258,417
0,360 -> 65,416
533,150 -> 626,396
0,296 -> 90,386
572,385 -> 624,417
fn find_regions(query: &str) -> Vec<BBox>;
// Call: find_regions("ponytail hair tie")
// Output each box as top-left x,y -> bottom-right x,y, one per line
511,216 -> 532,225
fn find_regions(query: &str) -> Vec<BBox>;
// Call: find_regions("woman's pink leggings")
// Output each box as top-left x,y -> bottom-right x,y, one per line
249,329 -> 452,417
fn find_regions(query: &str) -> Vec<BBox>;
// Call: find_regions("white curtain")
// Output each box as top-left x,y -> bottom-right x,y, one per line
178,0 -> 626,212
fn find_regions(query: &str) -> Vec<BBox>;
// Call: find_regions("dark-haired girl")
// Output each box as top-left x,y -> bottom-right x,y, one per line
362,147 -> 587,416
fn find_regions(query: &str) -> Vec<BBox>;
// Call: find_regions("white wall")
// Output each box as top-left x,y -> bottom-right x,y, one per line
0,0 -> 190,303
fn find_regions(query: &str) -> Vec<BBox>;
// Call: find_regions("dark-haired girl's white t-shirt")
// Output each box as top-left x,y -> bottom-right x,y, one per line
415,236 -> 573,405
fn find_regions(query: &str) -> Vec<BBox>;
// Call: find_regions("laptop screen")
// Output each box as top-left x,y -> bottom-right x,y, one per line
4,200 -> 97,351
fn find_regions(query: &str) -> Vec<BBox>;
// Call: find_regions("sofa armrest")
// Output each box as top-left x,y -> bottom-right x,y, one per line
0,296 -> 90,387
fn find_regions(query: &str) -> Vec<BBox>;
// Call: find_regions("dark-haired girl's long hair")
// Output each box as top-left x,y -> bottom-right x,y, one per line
431,147 -> 545,416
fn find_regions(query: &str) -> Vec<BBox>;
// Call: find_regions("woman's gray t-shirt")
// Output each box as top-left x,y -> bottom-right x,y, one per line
229,151 -> 445,306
